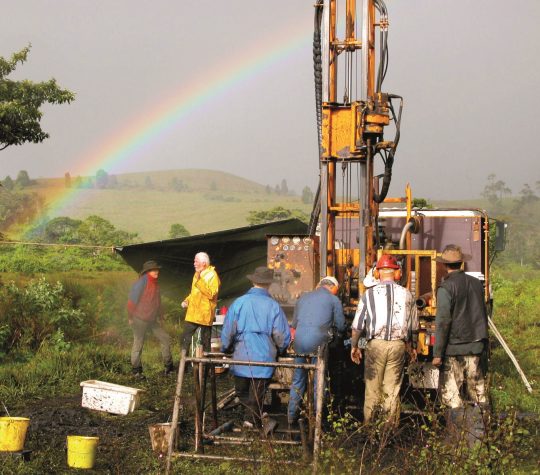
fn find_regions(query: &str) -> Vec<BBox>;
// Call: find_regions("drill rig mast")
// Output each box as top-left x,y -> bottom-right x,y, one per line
313,0 -> 402,309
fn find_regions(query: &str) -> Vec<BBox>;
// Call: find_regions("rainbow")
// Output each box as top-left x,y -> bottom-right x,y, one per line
38,18 -> 313,224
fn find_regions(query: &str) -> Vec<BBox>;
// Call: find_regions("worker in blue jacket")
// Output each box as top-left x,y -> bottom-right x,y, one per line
221,266 -> 291,431
287,276 -> 345,424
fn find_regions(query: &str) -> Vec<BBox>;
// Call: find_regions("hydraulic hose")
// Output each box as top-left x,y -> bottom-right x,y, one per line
309,0 -> 324,235
399,220 -> 415,250
373,94 -> 403,203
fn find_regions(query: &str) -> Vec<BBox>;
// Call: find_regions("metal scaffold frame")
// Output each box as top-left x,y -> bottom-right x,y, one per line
165,346 -> 328,474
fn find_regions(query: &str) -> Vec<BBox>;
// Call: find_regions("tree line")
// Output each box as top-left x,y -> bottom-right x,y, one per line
482,174 -> 540,268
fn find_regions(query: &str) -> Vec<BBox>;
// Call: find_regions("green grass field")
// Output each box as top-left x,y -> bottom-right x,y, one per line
18,169 -> 312,241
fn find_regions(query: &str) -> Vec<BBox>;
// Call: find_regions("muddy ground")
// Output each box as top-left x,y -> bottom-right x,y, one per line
1,371 -> 307,474
3,366 -> 538,474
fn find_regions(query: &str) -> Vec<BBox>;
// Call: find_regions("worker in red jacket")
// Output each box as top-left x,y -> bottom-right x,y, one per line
128,260 -> 173,376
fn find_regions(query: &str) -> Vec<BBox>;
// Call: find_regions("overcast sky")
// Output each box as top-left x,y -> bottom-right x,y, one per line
2,0 -> 539,200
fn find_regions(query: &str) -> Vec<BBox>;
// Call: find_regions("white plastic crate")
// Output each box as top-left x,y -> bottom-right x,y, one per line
80,380 -> 144,415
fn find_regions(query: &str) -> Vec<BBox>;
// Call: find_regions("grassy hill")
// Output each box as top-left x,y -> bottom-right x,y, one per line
17,169 -> 312,242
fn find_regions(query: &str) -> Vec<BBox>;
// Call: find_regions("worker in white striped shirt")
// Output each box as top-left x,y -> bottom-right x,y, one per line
351,254 -> 419,426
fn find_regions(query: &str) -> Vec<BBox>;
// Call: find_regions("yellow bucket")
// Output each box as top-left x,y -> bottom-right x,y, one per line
0,417 -> 30,452
67,435 -> 99,469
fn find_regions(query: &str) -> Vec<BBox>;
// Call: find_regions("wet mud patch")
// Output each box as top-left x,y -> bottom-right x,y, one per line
8,394 -> 174,473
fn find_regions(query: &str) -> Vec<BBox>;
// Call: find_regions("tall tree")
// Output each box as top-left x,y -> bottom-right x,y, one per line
95,169 -> 109,189
280,179 -> 289,195
301,186 -> 314,204
0,46 -> 75,151
2,176 -> 14,190
15,170 -> 31,187
481,174 -> 511,210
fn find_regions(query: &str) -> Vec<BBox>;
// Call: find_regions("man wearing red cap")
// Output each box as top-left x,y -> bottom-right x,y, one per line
351,254 -> 418,426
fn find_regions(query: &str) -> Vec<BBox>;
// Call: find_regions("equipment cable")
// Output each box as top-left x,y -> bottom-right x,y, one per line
309,0 -> 324,235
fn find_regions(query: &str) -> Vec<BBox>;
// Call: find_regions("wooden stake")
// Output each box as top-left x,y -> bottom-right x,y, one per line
194,345 -> 204,453
166,348 -> 187,475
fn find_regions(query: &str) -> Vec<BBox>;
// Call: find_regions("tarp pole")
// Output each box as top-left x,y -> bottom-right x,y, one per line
488,317 -> 533,394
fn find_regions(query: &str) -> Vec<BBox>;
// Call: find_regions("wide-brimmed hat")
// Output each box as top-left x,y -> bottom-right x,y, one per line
141,260 -> 162,274
247,266 -> 275,284
435,245 -> 471,264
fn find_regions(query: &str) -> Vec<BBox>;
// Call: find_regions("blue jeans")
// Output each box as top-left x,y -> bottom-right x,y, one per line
287,355 -> 318,423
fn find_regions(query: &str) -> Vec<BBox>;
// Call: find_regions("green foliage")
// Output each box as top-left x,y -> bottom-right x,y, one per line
301,186 -> 314,204
0,244 -> 130,273
26,214 -> 138,247
247,206 -> 309,225
495,195 -> 540,269
2,175 -> 14,190
0,188 -> 45,232
488,266 -> 540,413
0,278 -> 85,356
280,179 -> 289,195
168,223 -> 190,239
482,174 -> 512,212
95,169 -> 109,189
77,215 -> 137,246
169,176 -> 188,192
43,216 -> 82,243
0,46 -> 75,151
412,197 -> 433,209
15,169 -> 32,187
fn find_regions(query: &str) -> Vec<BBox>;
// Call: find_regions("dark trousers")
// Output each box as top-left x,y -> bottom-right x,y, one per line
181,321 -> 211,353
234,376 -> 269,425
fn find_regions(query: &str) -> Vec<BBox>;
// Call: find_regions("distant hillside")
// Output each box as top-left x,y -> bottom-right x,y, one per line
15,169 -> 311,242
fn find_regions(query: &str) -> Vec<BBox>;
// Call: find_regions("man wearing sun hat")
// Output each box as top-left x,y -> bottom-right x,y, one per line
432,245 -> 488,409
220,266 -> 291,432
127,260 -> 173,376
287,275 -> 345,425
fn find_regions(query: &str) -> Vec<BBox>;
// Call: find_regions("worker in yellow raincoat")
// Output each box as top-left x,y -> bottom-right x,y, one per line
180,252 -> 220,353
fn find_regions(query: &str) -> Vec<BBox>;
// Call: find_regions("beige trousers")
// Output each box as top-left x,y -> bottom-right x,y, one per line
440,355 -> 487,409
363,339 -> 406,424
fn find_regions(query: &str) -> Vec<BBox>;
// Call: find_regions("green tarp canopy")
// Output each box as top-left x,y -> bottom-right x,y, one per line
115,219 -> 307,303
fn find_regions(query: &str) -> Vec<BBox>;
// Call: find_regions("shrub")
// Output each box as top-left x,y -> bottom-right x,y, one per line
0,278 -> 85,357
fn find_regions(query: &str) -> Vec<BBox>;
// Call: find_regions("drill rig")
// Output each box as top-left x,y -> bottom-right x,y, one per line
267,0 -> 499,390
270,0 -> 403,323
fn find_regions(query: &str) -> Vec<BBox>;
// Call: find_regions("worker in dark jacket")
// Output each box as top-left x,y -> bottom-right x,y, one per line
432,245 -> 488,408
221,266 -> 291,431
128,260 -> 173,376
287,276 -> 345,424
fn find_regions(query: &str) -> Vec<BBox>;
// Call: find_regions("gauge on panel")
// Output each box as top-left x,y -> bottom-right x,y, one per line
292,236 -> 301,245
281,237 -> 290,244
270,236 -> 279,246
